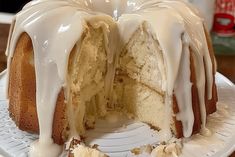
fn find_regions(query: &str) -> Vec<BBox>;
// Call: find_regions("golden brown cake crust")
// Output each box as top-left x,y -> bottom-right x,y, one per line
8,33 -> 66,144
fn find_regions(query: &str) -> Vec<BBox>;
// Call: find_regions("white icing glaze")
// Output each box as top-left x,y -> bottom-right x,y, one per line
29,139 -> 62,157
174,34 -> 194,138
5,0 -> 215,155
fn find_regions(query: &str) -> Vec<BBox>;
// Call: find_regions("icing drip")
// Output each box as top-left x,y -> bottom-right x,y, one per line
174,34 -> 194,138
29,139 -> 61,157
155,1 -> 213,133
6,1 -> 90,156
98,20 -> 120,109
5,0 -> 215,155
146,9 -> 186,140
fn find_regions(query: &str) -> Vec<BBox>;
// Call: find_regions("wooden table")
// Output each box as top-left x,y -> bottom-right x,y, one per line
0,23 -> 235,157
216,55 -> 235,83
0,24 -> 8,72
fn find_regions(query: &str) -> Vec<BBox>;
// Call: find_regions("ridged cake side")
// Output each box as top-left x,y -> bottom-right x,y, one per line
8,33 -> 67,144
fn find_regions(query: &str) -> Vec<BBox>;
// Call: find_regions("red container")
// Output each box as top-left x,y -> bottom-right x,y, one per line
213,0 -> 235,36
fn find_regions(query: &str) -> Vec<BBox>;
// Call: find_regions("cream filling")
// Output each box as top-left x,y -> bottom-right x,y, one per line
5,0 -> 215,156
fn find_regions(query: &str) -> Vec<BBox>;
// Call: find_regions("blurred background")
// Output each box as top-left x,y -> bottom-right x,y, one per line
0,0 -> 235,83
0,0 -> 30,72
0,0 -> 31,13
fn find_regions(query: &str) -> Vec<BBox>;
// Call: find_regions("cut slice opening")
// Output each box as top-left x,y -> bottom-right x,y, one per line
66,22 -> 174,138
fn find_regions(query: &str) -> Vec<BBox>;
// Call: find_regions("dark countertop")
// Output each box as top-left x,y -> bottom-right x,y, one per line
0,23 -> 235,157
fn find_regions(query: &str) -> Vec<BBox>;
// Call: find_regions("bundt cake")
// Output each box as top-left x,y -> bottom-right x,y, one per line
5,0 -> 218,156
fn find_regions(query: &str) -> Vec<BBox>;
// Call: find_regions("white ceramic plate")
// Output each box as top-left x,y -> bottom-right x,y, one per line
0,13 -> 14,24
0,71 -> 235,157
